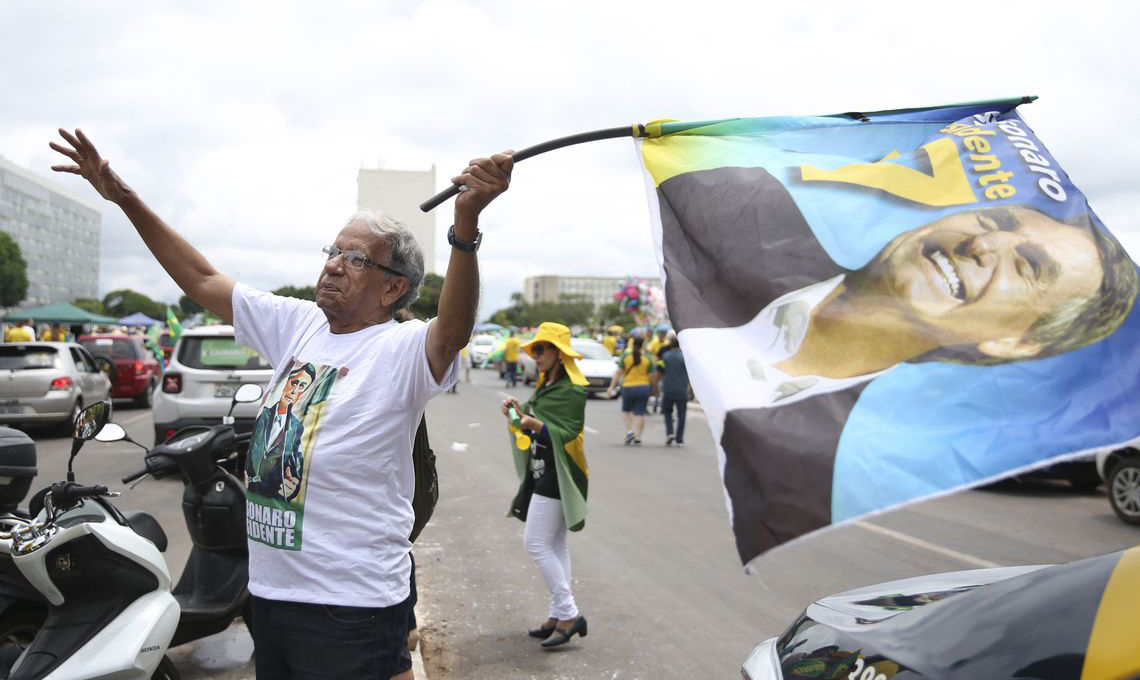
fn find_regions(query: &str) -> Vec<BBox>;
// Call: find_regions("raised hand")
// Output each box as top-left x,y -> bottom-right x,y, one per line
49,128 -> 134,204
451,151 -> 513,219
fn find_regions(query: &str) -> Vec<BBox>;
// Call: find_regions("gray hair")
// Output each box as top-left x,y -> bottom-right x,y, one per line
346,209 -> 426,312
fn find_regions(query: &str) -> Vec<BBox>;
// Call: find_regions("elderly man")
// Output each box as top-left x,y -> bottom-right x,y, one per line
51,128 -> 511,679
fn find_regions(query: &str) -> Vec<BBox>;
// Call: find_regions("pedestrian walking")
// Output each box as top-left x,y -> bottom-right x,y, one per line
607,335 -> 653,445
657,339 -> 690,445
503,329 -> 521,388
52,126 -> 512,679
500,321 -> 590,648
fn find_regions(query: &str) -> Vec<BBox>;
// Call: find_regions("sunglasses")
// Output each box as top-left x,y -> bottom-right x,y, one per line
531,344 -> 555,355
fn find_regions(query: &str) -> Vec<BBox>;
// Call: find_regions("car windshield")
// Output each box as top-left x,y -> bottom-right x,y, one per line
572,342 -> 612,360
177,336 -> 271,370
80,337 -> 141,360
0,346 -> 60,370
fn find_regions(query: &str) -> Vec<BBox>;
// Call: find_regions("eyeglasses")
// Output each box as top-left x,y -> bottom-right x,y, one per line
531,344 -> 554,355
322,245 -> 405,277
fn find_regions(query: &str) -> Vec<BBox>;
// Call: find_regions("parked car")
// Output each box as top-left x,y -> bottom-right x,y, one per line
469,334 -> 497,366
1017,455 -> 1102,490
152,324 -> 273,444
0,341 -> 112,434
742,547 -> 1139,679
522,338 -> 621,397
79,334 -> 162,406
1096,446 -> 1140,525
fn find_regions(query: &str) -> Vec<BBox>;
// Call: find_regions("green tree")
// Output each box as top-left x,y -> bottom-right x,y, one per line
0,233 -> 29,308
72,298 -> 105,315
178,294 -> 203,316
409,273 -> 444,319
271,284 -> 317,301
488,292 -> 594,329
102,289 -> 164,319
596,301 -> 637,330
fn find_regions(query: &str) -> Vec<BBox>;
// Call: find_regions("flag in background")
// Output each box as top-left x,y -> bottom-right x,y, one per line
165,306 -> 182,343
636,98 -> 1140,568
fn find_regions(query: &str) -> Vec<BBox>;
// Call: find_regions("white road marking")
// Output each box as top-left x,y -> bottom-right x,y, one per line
854,521 -> 1002,569
584,426 -> 599,435
450,442 -> 469,452
468,422 -> 481,428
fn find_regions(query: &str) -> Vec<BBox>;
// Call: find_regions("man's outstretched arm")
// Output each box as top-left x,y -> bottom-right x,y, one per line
426,151 -> 513,383
50,128 -> 235,323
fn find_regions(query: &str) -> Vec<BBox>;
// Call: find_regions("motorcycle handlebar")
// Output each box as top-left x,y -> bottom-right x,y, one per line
121,469 -> 148,485
52,483 -> 110,506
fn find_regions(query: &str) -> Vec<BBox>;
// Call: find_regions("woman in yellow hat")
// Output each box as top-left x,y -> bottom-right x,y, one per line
500,321 -> 590,648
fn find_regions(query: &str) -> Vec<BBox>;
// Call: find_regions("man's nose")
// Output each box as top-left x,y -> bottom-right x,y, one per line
964,230 -> 1020,265
323,254 -> 345,274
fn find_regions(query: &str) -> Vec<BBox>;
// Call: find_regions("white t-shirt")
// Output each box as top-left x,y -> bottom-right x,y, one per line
232,283 -> 459,607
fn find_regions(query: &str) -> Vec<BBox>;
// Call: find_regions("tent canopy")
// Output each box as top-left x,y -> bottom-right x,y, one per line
118,312 -> 161,327
3,302 -> 118,324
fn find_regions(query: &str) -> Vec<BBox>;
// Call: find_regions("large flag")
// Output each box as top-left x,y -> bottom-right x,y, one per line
636,98 -> 1140,568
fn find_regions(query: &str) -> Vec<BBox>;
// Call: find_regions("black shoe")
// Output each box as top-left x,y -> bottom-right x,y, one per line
528,622 -> 557,639
541,616 -> 587,648
665,435 -> 674,446
633,437 -> 642,446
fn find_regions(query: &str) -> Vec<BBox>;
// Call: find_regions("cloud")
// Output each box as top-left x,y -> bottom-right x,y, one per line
3,0 -> 1138,316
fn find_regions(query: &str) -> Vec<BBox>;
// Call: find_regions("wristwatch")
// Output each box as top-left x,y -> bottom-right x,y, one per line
448,225 -> 482,253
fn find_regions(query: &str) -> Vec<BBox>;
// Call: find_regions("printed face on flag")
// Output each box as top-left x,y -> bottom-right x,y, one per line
637,100 -> 1140,568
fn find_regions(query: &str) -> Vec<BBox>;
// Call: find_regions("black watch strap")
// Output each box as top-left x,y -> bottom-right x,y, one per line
448,225 -> 482,253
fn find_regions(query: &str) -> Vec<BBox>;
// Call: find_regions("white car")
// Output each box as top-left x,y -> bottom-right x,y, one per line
524,338 -> 619,397
468,334 -> 497,366
151,325 -> 273,444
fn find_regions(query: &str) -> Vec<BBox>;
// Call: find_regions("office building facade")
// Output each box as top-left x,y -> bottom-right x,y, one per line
357,165 -> 437,274
0,156 -> 101,309
523,275 -> 662,310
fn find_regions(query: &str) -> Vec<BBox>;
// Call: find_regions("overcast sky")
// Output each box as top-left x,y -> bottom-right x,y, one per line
3,1 -> 1137,320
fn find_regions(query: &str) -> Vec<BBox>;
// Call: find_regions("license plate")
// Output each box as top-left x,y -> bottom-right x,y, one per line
0,406 -> 26,415
214,383 -> 238,398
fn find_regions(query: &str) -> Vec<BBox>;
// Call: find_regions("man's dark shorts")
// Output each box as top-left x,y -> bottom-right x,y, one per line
622,385 -> 651,415
251,590 -> 413,679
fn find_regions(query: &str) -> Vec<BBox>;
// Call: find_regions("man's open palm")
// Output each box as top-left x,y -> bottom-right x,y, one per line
50,128 -> 132,204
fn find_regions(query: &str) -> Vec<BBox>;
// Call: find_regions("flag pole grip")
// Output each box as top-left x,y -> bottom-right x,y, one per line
419,125 -> 643,213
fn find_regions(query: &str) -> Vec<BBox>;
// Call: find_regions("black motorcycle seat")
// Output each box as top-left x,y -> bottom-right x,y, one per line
124,510 -> 168,552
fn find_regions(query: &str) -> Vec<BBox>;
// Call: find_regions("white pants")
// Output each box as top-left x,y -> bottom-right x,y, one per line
523,494 -> 579,620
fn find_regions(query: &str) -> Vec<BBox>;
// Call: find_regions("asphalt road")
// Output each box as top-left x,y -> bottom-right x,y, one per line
13,376 -> 1140,680
414,370 -> 1139,680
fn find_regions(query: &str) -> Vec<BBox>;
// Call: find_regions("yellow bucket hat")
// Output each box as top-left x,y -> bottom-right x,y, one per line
521,322 -> 588,387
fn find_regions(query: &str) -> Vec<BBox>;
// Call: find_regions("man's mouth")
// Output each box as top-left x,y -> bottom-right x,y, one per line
922,244 -> 965,301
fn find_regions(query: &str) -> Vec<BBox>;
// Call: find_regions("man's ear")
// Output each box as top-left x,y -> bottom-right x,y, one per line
380,276 -> 410,309
976,336 -> 1043,360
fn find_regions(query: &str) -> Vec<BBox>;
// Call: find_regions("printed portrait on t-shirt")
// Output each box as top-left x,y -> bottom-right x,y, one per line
245,359 -> 344,551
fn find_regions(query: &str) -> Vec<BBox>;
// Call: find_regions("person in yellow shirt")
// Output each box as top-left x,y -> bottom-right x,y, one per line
601,333 -> 617,356
4,322 -> 34,343
607,335 -> 654,445
503,330 -> 522,388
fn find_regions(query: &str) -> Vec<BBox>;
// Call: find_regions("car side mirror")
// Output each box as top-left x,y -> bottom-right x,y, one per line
94,356 -> 116,380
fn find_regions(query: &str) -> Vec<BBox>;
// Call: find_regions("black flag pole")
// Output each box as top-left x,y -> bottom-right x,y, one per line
419,124 -> 647,213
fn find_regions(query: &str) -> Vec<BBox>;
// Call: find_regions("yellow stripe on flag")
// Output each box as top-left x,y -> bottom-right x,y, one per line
564,433 -> 589,479
1082,546 -> 1140,680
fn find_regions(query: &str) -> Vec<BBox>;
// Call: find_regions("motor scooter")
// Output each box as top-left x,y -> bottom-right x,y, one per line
0,400 -> 180,679
0,383 -> 263,677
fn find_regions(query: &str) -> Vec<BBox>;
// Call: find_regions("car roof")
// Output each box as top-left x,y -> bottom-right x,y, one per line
180,324 -> 236,337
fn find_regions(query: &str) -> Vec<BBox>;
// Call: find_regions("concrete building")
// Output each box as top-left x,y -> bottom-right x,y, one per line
357,165 -> 437,274
523,275 -> 662,310
0,156 -> 101,309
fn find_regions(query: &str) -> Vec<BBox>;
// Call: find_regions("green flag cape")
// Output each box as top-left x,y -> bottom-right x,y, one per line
508,377 -> 589,531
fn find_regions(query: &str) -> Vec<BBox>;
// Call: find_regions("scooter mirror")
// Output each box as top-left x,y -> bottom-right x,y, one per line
95,423 -> 127,443
233,384 -> 264,404
73,401 -> 111,442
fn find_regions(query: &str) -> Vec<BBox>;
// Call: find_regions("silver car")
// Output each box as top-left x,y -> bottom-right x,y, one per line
0,342 -> 113,434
